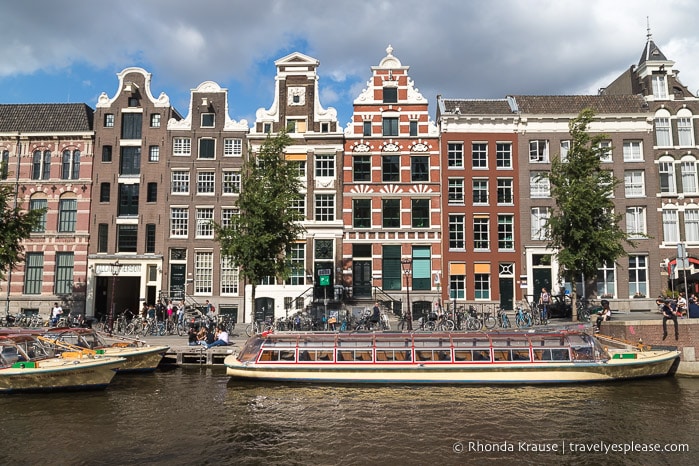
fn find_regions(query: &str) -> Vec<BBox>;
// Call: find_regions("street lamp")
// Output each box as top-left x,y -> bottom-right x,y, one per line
401,258 -> 413,331
108,260 -> 122,335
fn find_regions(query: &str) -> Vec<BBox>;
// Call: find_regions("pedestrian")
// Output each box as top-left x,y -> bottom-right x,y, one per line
539,288 -> 550,323
51,302 -> 63,326
677,292 -> 687,318
204,324 -> 229,349
661,299 -> 679,341
595,300 -> 612,333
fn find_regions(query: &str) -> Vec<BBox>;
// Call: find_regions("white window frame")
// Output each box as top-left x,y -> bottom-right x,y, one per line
448,178 -> 464,204
662,209 -> 679,244
222,171 -> 241,194
497,214 -> 515,251
315,194 -> 335,222
677,116 -> 694,147
655,117 -> 672,147
530,172 -> 550,198
497,178 -> 514,205
221,207 -> 238,230
529,140 -> 549,163
472,142 -> 488,169
622,140 -> 643,162
220,256 -> 239,295
170,207 -> 189,238
685,208 -> 699,244
495,142 -> 512,169
171,170 -> 190,194
624,170 -> 645,198
628,255 -> 648,298
315,154 -> 335,177
626,207 -> 646,239
148,145 -> 160,162
173,137 -> 191,156
448,214 -> 465,250
196,207 -> 214,238
201,113 -> 215,128
472,179 -> 488,205
197,171 -> 215,195
659,160 -> 676,194
223,138 -> 243,157
681,160 -> 698,194
531,207 -> 550,241
560,140 -> 571,163
652,75 -> 668,99
447,143 -> 464,168
598,140 -> 612,163
194,251 -> 213,295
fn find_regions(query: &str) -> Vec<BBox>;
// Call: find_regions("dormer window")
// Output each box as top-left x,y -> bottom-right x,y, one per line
201,113 -> 215,128
652,74 -> 668,99
383,87 -> 398,104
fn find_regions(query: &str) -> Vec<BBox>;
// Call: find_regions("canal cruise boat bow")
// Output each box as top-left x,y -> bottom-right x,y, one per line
224,330 -> 680,384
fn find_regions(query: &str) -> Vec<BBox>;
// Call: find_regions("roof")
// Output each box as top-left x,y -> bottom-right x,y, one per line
0,103 -> 94,133
511,95 -> 649,114
639,39 -> 668,66
440,98 -> 514,115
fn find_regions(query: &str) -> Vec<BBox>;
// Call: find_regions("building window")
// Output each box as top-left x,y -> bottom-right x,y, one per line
625,207 -> 646,239
655,117 -> 672,147
128,97 -> 139,107
315,194 -> 335,222
382,117 -> 399,136
529,140 -> 549,163
199,138 -> 215,159
321,122 -> 330,133
383,87 -> 397,103
449,214 -> 465,250
353,156 -> 371,182
222,171 -> 241,194
117,225 -> 138,252
363,121 -> 372,137
144,224 -> 156,253
411,156 -> 428,182
220,256 -> 239,295
448,143 -> 463,168
147,183 -> 157,203
474,273 -> 490,300
560,140 -> 571,162
472,143 -> 487,168
292,161 -> 306,178
315,155 -> 335,177
678,117 -> 694,147
29,198 -> 47,232
380,245 -> 401,291
170,207 -> 189,237
652,75 -> 667,99
382,155 -> 400,182
596,262 -> 615,298
598,140 -> 612,163
201,113 -> 215,127
100,182 -> 111,202
450,273 -> 465,300
171,170 -> 190,194
622,141 -> 643,161
32,150 -> 51,180
150,113 -> 161,128
97,224 -> 108,253
23,253 -> 43,294
197,172 -> 215,194
411,199 -> 430,228
196,208 -> 214,238
102,145 -> 112,163
530,172 -> 550,198
290,196 -> 305,219
223,138 -> 243,156
685,209 -> 699,243
221,208 -> 238,229
286,243 -> 306,286
117,184 -> 139,217
58,198 -> 77,232
121,113 -> 142,139
353,199 -> 371,228
531,207 -> 550,240
263,123 -> 272,133
173,138 -> 191,156
409,120 -> 418,137
624,170 -> 645,197
448,178 -> 464,204
659,161 -> 676,194
473,217 -> 489,250
498,215 -> 514,250
662,209 -> 679,243
194,251 -> 213,294
287,119 -> 307,133
148,146 -> 160,162
496,143 -> 512,168
628,255 -> 647,298
472,179 -> 488,204
681,160 -> 697,194
54,252 -> 74,295
119,147 -> 141,176
0,150 -> 7,180
382,199 -> 400,228
104,113 -> 114,128
61,150 -> 80,179
497,178 -> 513,204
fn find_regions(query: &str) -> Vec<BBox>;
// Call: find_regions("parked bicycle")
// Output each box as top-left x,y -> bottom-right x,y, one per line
246,319 -> 274,337
497,307 -> 511,328
515,302 -> 533,328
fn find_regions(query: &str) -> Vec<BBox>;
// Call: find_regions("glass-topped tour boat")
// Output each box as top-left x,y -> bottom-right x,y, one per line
224,331 -> 680,385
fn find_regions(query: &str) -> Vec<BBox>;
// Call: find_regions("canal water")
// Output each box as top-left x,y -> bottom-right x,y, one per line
0,367 -> 696,465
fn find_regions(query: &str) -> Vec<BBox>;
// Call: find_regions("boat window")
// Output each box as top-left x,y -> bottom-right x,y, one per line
375,349 -> 411,362
1,345 -> 19,365
454,349 -> 491,362
354,350 -> 372,361
239,337 -> 264,362
258,349 -> 296,362
493,349 -> 511,361
571,346 -> 593,361
532,348 -> 571,361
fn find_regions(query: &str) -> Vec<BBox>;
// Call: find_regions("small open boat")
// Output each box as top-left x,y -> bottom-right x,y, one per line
224,330 -> 680,384
41,328 -> 169,373
0,334 -> 125,393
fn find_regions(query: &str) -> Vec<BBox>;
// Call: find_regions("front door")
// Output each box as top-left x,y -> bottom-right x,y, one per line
499,263 -> 515,310
170,264 -> 186,300
353,260 -> 372,297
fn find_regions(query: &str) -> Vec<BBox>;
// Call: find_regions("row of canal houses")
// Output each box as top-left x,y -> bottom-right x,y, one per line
0,35 -> 696,322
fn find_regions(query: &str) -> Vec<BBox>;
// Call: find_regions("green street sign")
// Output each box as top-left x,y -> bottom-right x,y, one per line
319,275 -> 330,286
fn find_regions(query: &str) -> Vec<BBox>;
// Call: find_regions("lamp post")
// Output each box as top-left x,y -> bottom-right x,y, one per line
108,260 -> 122,335
401,258 -> 413,331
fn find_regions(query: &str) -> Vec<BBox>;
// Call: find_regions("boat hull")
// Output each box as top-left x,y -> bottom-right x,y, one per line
0,357 -> 125,393
100,346 -> 169,372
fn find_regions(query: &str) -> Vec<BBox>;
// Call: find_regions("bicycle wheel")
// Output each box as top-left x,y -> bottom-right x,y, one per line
246,324 -> 254,337
466,318 -> 482,331
425,320 -> 436,331
443,319 -> 455,331
484,316 -> 497,329
578,308 -> 590,322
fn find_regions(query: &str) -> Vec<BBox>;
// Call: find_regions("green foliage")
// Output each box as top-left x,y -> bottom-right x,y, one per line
0,181 -> 45,281
546,108 -> 635,292
214,132 -> 305,317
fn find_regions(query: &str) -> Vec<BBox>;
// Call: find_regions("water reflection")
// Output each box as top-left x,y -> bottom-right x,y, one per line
0,368 -> 695,465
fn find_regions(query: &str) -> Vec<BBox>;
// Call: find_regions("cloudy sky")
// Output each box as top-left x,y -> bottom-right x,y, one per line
2,1 -> 699,126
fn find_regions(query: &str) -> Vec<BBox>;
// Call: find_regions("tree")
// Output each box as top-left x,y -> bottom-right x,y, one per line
545,108 -> 636,320
0,171 -> 45,282
214,132 -> 305,323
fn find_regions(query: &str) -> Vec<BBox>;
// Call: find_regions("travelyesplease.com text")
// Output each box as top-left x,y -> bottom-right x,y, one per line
453,440 -> 689,455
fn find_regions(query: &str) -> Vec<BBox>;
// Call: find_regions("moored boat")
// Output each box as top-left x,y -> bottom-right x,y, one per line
0,334 -> 125,393
224,330 -> 680,384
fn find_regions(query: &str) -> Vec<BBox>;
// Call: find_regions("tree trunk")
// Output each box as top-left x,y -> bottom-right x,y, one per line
250,283 -> 256,323
570,277 -> 578,322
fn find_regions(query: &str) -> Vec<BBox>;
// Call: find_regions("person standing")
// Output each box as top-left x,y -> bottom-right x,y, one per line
662,299 -> 679,340
539,288 -> 550,323
51,302 -> 63,326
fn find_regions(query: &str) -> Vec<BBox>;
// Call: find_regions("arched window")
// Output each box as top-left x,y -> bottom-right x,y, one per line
677,109 -> 695,147
32,150 -> 51,180
58,193 -> 77,233
29,193 -> 48,233
654,109 -> 672,147
61,149 -> 80,179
